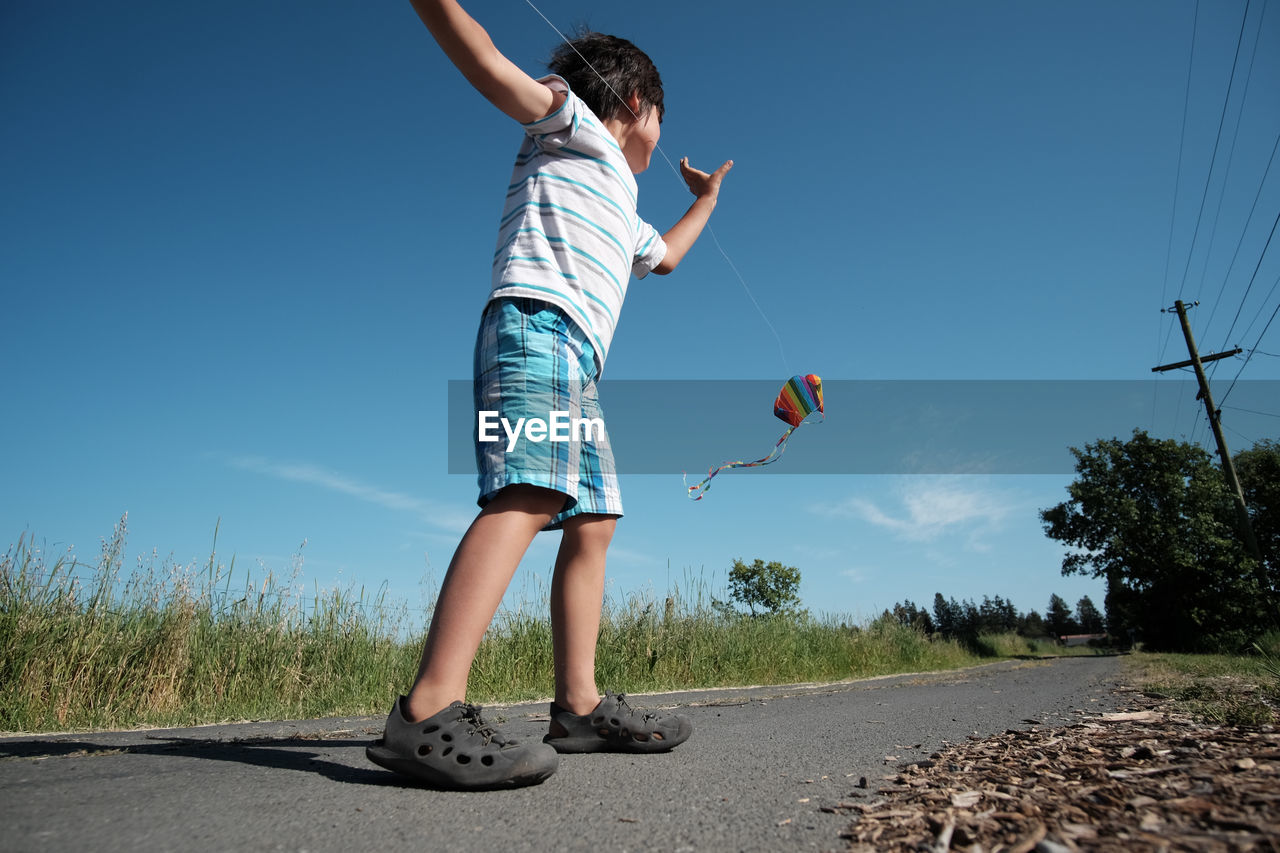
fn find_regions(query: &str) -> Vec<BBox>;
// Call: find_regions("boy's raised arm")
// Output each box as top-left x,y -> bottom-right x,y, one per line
654,157 -> 734,275
409,0 -> 562,124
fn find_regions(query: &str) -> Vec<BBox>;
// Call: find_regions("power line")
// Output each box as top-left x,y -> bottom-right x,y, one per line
1223,404 -> 1280,418
1221,278 -> 1280,405
1213,199 -> 1280,372
1224,423 -> 1259,447
1237,268 -> 1280,347
1205,131 -> 1280,376
1173,0 -> 1255,306
1192,0 -> 1269,325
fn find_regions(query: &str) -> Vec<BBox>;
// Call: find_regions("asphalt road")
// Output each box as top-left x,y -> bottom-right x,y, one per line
1,656 -> 1123,852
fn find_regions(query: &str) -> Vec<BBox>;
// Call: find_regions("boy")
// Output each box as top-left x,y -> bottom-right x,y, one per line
366,0 -> 732,789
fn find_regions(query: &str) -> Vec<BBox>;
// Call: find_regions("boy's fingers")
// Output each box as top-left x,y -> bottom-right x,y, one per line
680,157 -> 733,176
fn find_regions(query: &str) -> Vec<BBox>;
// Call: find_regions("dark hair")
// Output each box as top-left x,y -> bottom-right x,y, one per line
548,31 -> 664,124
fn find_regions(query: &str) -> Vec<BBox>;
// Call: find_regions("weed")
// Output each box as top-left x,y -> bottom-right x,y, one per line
1125,651 -> 1280,728
0,522 -> 1109,733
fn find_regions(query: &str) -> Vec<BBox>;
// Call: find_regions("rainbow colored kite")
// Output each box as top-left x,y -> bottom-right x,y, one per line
685,374 -> 824,500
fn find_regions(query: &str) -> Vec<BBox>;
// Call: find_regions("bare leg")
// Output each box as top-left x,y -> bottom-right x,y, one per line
404,484 -> 563,722
550,513 -> 616,721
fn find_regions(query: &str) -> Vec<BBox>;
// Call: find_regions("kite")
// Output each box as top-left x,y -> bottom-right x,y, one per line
685,374 -> 824,500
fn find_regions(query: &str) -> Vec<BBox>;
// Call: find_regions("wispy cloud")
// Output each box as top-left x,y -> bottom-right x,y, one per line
840,567 -> 871,584
818,478 -> 1019,547
224,454 -> 472,534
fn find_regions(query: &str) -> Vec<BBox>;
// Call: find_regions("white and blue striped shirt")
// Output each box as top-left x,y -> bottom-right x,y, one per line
489,75 -> 666,374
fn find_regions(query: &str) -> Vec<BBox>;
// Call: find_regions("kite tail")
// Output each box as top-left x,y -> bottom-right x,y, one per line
684,426 -> 797,501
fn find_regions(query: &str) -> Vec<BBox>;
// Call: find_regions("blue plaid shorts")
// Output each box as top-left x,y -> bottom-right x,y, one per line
473,297 -> 622,529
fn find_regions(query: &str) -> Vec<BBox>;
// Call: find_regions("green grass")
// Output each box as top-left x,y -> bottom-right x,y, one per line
1,520 -> 417,732
1123,636 -> 1280,727
1,520 -> 1103,733
468,584 -> 983,705
971,632 -> 1104,658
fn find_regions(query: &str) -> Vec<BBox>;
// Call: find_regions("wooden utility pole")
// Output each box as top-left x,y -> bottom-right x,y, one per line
1152,299 -> 1263,564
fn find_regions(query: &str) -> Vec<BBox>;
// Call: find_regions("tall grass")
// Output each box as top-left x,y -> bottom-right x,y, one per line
4,519 -> 1059,733
1,517 -> 416,732
467,578 -> 983,706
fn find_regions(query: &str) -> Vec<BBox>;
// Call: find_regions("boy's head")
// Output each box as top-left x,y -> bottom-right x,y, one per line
548,31 -> 664,125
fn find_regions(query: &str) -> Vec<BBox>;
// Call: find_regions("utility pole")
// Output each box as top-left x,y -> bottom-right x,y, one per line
1152,299 -> 1263,565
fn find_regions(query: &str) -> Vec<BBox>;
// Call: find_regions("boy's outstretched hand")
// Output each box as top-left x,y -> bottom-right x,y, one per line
679,157 -> 734,202
654,156 -> 734,275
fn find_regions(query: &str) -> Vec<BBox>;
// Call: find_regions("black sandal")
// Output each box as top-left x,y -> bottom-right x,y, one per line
367,698 -> 559,789
544,692 -> 692,753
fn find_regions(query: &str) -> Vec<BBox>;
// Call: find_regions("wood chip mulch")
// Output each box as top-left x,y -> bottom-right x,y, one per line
832,694 -> 1280,852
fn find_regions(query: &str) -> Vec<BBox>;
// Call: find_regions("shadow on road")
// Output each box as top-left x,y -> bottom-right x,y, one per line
0,733 -> 418,789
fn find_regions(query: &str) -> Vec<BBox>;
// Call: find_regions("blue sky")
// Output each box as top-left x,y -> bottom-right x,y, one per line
4,0 -> 1279,626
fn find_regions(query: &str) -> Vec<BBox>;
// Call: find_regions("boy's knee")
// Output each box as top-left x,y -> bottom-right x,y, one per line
562,513 -> 617,549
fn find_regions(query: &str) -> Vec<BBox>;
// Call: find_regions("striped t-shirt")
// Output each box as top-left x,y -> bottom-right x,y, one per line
489,75 -> 667,374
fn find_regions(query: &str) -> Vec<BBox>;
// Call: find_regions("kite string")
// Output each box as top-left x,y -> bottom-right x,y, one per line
522,0 -> 790,375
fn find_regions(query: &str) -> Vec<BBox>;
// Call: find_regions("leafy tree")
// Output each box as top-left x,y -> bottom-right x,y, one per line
1076,595 -> 1104,634
1235,440 -> 1280,591
1045,594 -> 1076,639
1040,430 -> 1269,651
727,558 -> 801,616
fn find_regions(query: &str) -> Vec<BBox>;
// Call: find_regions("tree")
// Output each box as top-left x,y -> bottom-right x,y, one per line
890,600 -> 935,634
932,593 -> 958,638
1018,609 -> 1048,639
929,592 -> 1063,645
727,558 -> 801,616
931,594 -> 978,643
1040,430 -> 1269,651
1076,596 -> 1104,634
978,595 -> 1018,634
955,599 -> 980,642
1045,594 -> 1075,639
1235,440 -> 1280,591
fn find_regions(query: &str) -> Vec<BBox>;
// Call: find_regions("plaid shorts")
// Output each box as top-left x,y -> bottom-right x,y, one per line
473,297 -> 623,529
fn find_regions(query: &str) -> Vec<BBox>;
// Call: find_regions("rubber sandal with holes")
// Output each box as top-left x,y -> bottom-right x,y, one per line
366,697 -> 558,789
543,692 -> 692,753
